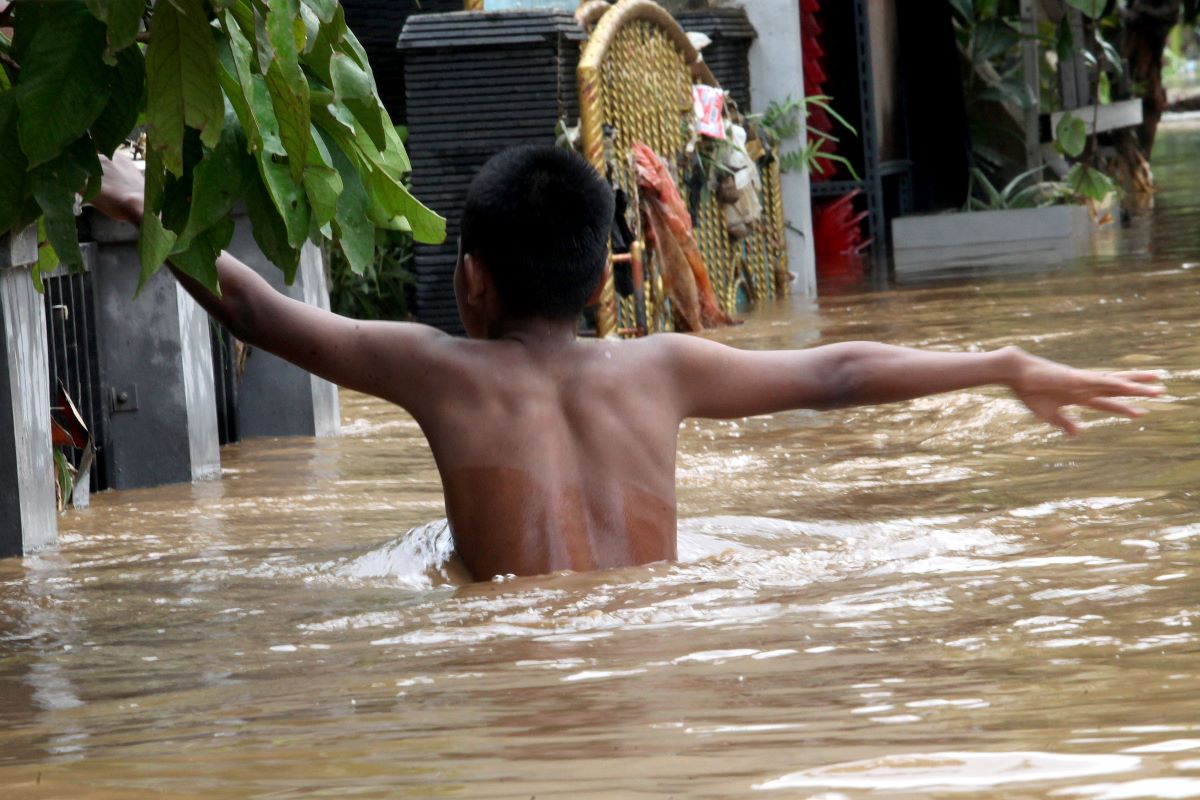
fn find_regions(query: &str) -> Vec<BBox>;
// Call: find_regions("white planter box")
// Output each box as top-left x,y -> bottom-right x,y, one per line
891,204 -> 1097,277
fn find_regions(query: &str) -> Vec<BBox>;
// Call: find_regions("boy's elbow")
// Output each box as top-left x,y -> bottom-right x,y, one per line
814,344 -> 875,410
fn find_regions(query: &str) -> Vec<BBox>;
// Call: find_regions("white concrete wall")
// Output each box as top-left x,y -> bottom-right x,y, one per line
738,0 -> 817,296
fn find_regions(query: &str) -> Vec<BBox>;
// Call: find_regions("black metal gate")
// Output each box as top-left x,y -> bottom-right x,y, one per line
210,323 -> 239,446
42,246 -> 108,493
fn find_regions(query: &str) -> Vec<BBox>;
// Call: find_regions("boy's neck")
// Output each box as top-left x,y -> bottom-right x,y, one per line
489,315 -> 579,350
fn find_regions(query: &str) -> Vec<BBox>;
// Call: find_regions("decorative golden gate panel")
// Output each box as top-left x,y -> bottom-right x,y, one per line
576,0 -> 789,337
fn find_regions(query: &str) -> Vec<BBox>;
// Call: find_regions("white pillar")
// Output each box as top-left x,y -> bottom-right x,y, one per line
0,225 -> 57,556
740,0 -> 818,296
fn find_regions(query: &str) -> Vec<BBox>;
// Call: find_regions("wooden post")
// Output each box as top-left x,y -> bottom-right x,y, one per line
0,225 -> 57,557
1021,0 -> 1043,174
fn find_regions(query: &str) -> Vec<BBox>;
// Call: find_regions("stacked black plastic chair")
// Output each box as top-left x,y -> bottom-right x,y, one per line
398,11 -> 584,334
340,0 -> 465,121
676,8 -> 756,112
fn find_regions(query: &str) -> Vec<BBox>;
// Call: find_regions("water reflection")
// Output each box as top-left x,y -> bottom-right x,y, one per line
1,123 -> 1199,797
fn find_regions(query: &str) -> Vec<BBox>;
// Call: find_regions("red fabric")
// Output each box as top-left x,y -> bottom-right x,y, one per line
633,141 -> 736,330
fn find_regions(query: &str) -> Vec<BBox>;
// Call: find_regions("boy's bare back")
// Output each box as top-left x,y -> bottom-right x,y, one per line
421,333 -> 680,578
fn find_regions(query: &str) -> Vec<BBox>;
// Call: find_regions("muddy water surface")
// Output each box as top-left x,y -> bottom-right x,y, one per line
3,124 -> 1200,798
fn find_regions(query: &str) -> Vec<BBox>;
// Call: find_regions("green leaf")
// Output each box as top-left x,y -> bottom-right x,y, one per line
90,45 -> 146,156
1063,0 -> 1105,19
330,53 -> 386,151
15,1 -> 112,167
263,0 -> 311,184
335,20 -> 372,73
1056,112 -> 1087,158
362,166 -> 446,244
29,145 -> 98,273
137,147 -> 179,292
1096,33 -> 1124,79
972,18 -> 1021,63
1066,163 -> 1116,202
137,214 -> 178,293
329,52 -> 371,100
321,130 -> 372,276
265,59 -> 311,185
170,215 -> 234,296
301,0 -> 336,24
102,0 -> 145,55
303,126 -> 342,228
244,162 -> 302,282
174,110 -> 248,254
33,218 -> 58,293
258,152 -> 311,248
145,0 -> 224,175
0,91 -> 29,234
969,167 -> 1003,208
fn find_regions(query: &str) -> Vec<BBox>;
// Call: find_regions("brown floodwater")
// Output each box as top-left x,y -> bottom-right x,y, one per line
4,123 -> 1200,799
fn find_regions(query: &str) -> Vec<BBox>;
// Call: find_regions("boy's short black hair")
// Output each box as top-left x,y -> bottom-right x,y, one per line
461,145 -> 615,319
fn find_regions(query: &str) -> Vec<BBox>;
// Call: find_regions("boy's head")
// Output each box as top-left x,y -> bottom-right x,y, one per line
457,145 -> 615,334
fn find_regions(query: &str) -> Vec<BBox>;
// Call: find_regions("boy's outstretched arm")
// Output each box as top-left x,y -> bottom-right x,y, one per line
660,335 -> 1163,436
93,154 -> 454,416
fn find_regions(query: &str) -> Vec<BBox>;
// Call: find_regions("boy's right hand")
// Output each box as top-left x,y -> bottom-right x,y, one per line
92,154 -> 145,225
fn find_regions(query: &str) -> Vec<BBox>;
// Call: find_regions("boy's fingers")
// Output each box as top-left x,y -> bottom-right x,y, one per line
1096,375 -> 1164,398
1084,397 -> 1145,418
1048,409 -> 1081,437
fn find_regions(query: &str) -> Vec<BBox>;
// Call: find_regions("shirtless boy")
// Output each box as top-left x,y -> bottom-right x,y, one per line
94,146 -> 1163,581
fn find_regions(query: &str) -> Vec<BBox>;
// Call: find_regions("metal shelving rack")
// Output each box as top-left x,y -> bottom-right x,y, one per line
808,0 -> 913,278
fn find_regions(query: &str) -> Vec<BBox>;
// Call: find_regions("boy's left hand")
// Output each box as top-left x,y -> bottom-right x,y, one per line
1009,350 -> 1165,437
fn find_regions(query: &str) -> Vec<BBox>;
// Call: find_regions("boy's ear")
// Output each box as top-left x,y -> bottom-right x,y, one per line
462,253 -> 491,305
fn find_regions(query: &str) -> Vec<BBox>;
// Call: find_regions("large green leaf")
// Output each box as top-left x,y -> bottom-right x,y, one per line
363,166 -> 445,244
301,0 -> 336,24
303,126 -> 343,228
169,216 -> 234,296
174,111 -> 248,254
90,45 -> 146,156
262,0 -> 311,184
15,1 -> 112,167
257,150 -> 311,249
137,214 -> 179,294
218,27 -> 285,159
137,146 -> 179,292
145,0 -> 224,175
244,162 -> 302,282
321,129 -> 372,276
29,143 -> 100,272
88,0 -> 145,57
265,58 -> 311,185
330,53 -> 386,151
0,91 -> 28,234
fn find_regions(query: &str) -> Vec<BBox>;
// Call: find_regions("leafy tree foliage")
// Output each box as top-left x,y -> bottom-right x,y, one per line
0,0 -> 445,294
